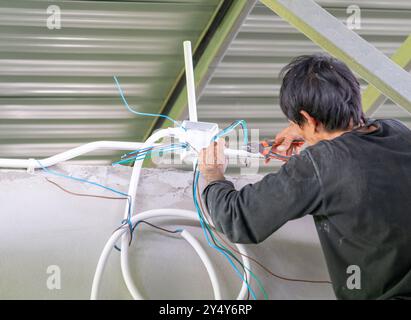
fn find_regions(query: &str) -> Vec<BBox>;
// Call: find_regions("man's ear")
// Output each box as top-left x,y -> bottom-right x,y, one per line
300,110 -> 318,131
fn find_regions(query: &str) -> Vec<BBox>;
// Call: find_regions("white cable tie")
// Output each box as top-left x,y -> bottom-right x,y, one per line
27,158 -> 37,174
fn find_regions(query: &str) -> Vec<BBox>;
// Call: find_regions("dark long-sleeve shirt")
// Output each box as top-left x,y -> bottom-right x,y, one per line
203,119 -> 411,300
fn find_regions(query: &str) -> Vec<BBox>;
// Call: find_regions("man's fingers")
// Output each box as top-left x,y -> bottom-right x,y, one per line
217,138 -> 226,165
199,148 -> 205,166
199,139 -> 226,167
295,145 -> 303,155
276,137 -> 294,152
205,142 -> 214,166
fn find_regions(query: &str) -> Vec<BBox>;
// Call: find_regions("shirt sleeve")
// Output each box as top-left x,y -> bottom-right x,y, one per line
202,150 -> 323,244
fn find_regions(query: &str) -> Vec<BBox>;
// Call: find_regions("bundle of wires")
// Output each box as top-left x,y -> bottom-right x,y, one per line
192,164 -> 268,300
113,143 -> 188,166
213,120 -> 249,145
111,142 -> 189,250
189,120 -> 269,300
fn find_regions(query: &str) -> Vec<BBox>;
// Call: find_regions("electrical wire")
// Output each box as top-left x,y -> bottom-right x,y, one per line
195,120 -> 266,299
133,220 -> 183,235
193,164 -> 268,300
192,161 -> 259,299
133,219 -> 250,301
196,177 -> 332,285
122,143 -> 187,159
213,120 -> 249,146
46,171 -> 330,286
36,160 -> 135,244
43,164 -> 252,300
44,160 -> 252,299
205,121 -> 332,285
45,178 -> 129,200
113,76 -> 184,129
113,143 -> 188,166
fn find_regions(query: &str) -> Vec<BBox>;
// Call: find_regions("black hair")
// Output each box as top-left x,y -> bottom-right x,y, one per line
279,54 -> 365,131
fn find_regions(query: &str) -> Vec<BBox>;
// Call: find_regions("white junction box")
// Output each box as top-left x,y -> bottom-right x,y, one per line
180,120 -> 219,162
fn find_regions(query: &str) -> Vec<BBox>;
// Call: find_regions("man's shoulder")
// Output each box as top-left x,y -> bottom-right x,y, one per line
378,118 -> 411,134
302,140 -> 334,161
299,139 -> 349,173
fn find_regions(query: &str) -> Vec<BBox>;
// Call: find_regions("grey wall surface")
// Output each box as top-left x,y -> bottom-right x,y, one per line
0,165 -> 334,300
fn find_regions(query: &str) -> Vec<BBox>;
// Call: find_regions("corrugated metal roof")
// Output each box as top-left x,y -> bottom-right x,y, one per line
196,0 -> 411,171
0,0 -> 410,167
0,0 -> 222,163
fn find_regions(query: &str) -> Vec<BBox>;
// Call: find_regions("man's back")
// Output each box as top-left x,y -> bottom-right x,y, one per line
203,119 -> 411,300
307,119 -> 411,299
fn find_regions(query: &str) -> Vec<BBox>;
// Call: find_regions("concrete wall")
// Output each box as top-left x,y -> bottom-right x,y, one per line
0,165 -> 335,300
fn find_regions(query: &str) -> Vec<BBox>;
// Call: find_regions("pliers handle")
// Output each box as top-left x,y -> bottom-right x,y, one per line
246,139 -> 304,164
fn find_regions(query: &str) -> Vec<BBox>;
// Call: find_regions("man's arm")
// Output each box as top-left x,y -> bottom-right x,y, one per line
200,149 -> 323,244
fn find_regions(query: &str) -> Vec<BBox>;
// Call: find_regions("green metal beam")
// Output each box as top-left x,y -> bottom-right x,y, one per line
363,35 -> 411,115
261,0 -> 411,112
154,0 -> 257,132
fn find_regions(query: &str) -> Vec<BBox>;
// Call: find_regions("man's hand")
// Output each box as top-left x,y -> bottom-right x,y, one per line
273,123 -> 305,159
199,139 -> 226,184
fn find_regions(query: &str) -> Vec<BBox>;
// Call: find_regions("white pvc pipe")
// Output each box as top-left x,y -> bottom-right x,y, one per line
0,127 -> 256,299
180,229 -> 222,300
120,128 -> 184,299
0,140 -> 261,170
183,41 -> 198,122
116,132 -> 255,300
0,141 -> 158,169
91,210 -> 222,300
91,209 -> 251,300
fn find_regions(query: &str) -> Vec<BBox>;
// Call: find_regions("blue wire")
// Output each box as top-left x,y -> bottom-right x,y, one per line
123,143 -> 187,158
113,144 -> 188,166
122,146 -> 156,158
213,120 -> 248,146
36,160 -> 134,238
36,160 -> 129,198
195,120 -> 265,299
113,76 -> 185,130
192,167 -> 257,300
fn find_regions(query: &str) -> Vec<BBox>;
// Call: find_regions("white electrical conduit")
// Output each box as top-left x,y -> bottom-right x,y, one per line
119,128 -> 182,300
0,128 -> 256,299
91,209 -> 224,300
91,209 -> 252,300
0,141 -> 160,169
117,128 -> 253,300
0,140 -> 261,170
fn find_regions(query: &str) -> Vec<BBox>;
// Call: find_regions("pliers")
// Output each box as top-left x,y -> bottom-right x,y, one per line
246,139 -> 305,163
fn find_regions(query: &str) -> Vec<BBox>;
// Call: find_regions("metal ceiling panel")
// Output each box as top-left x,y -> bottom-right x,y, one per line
1,0 -> 410,169
196,1 -> 411,172
0,0 -> 222,162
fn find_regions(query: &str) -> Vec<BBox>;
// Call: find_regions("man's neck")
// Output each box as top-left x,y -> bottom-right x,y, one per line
321,122 -> 378,142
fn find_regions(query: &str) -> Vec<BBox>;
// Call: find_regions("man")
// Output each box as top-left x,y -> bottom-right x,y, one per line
199,54 -> 411,300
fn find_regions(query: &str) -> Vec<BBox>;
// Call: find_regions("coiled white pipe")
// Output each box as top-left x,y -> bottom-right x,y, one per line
119,128 -> 182,299
91,209 -> 252,300
117,129 -> 252,300
180,229 -> 221,299
0,128 -> 255,299
91,209 -> 222,300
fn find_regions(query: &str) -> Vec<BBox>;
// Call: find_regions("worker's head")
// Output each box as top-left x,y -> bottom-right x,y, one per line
279,54 -> 365,145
